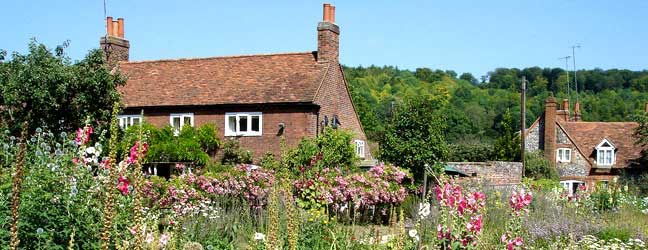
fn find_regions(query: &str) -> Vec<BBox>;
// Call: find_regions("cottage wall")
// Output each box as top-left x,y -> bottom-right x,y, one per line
525,119 -> 543,151
314,63 -> 373,160
555,126 -> 590,178
126,105 -> 319,161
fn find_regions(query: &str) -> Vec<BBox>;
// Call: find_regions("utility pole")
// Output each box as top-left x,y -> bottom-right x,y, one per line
558,56 -> 571,97
520,76 -> 527,177
571,45 -> 581,102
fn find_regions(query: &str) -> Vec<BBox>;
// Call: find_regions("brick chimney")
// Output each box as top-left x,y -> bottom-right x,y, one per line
317,3 -> 339,62
544,97 -> 557,165
100,16 -> 130,68
573,101 -> 582,121
556,99 -> 570,121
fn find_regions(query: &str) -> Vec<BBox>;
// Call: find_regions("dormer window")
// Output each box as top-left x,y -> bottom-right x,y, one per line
595,139 -> 615,166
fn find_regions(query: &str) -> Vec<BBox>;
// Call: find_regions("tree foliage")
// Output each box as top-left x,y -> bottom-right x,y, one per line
0,40 -> 124,135
493,109 -> 521,161
345,65 -> 648,162
380,96 -> 448,179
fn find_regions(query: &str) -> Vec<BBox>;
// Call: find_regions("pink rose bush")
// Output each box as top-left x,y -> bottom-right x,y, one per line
501,188 -> 533,250
140,164 -> 276,217
293,164 -> 412,210
433,179 -> 486,249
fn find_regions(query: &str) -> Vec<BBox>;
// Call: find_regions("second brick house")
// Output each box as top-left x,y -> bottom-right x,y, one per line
101,4 -> 373,163
524,97 -> 644,194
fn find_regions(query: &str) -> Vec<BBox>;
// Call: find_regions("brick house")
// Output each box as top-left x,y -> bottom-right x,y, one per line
524,97 -> 644,194
100,4 -> 373,163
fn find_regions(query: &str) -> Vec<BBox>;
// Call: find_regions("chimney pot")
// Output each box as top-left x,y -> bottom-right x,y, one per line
117,18 -> 125,38
563,99 -> 569,111
323,3 -> 331,22
106,17 -> 114,36
112,21 -> 119,37
331,5 -> 336,23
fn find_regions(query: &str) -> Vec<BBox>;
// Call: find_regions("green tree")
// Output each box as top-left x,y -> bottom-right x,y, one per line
493,109 -> 521,161
459,72 -> 478,84
0,40 -> 125,134
380,96 -> 448,179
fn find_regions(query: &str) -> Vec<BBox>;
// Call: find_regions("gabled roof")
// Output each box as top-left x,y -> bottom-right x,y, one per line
117,52 -> 329,107
559,121 -> 641,167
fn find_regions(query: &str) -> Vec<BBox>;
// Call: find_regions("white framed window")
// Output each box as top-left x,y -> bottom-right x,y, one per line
170,113 -> 194,135
560,180 -> 585,196
225,112 -> 262,136
556,148 -> 571,163
355,140 -> 366,159
595,139 -> 615,166
117,115 -> 142,129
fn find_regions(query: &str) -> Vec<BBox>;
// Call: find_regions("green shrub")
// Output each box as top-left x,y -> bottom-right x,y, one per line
525,150 -> 559,180
259,152 -> 280,171
447,143 -> 494,162
221,139 -> 253,165
528,178 -> 561,192
282,127 -> 358,176
597,227 -> 631,242
120,122 -> 221,166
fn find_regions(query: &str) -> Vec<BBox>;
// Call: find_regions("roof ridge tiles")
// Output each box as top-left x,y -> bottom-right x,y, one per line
121,51 -> 317,64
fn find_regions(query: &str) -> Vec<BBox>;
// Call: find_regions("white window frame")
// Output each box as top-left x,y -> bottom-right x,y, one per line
117,115 -> 143,129
556,148 -> 572,163
224,112 -> 262,137
595,139 -> 615,166
354,140 -> 366,159
560,180 -> 585,196
170,113 -> 194,135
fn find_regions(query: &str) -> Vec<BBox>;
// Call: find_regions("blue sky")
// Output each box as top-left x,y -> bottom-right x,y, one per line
2,0 -> 647,77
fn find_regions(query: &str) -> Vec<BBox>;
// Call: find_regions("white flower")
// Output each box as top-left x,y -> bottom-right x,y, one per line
145,233 -> 154,244
159,233 -> 170,246
418,202 -> 431,218
85,147 -> 96,155
254,232 -> 266,241
408,229 -> 418,238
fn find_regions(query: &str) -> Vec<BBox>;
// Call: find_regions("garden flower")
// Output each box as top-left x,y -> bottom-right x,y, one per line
117,176 -> 130,195
254,232 -> 266,241
75,126 -> 93,145
36,228 -> 44,235
419,202 -> 431,218
159,233 -> 170,246
145,233 -> 154,244
127,141 -> 148,164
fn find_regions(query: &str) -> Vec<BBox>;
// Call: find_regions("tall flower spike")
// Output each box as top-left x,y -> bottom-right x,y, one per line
10,122 -> 28,250
100,102 -> 120,250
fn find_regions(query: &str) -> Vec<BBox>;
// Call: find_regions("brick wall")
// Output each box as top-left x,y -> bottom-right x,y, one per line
100,36 -> 129,69
125,104 -> 318,161
314,63 -> 373,161
447,161 -> 523,185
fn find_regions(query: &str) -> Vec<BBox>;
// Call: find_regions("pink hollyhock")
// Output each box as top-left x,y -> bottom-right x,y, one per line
127,141 -> 148,164
117,176 -> 130,195
509,189 -> 533,214
75,126 -> 93,146
100,158 -> 111,170
467,215 -> 483,233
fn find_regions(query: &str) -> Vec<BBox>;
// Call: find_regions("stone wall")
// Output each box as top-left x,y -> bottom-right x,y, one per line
446,161 -> 523,186
525,121 -> 542,151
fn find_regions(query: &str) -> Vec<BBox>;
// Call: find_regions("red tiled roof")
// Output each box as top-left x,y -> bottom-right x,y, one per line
559,121 -> 642,167
117,52 -> 329,107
